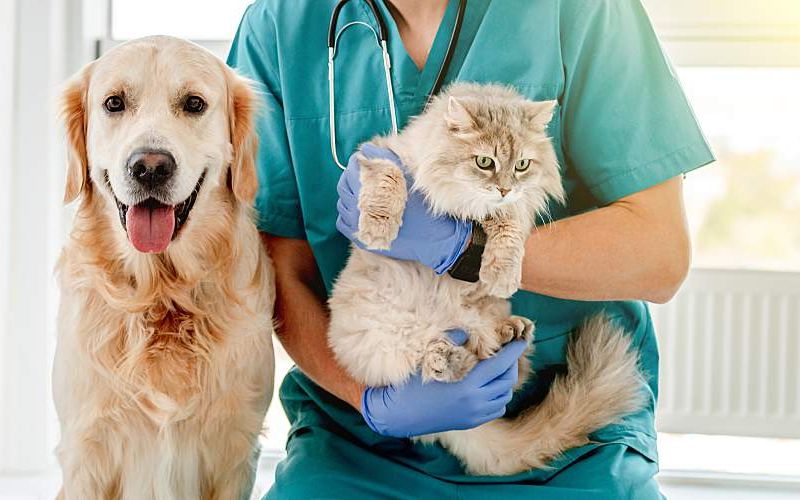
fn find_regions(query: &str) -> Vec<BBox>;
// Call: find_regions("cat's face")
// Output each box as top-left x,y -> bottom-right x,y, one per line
411,90 -> 564,221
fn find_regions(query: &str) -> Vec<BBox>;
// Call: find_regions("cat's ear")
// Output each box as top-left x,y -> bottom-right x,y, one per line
522,100 -> 558,132
446,96 -> 477,134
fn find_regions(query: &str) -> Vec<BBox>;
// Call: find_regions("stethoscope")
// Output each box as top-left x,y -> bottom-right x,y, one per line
327,0 -> 467,169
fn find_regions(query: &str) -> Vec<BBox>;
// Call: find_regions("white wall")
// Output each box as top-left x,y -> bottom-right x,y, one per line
0,0 -> 85,474
0,0 -> 18,476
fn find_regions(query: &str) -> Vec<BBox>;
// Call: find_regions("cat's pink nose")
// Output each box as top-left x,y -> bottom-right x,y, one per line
497,187 -> 511,197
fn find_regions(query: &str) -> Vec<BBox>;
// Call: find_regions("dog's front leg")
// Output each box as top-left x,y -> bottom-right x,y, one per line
57,424 -> 120,500
200,407 -> 262,500
205,460 -> 257,500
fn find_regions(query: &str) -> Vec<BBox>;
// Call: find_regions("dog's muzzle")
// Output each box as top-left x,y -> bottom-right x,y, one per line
108,151 -> 205,254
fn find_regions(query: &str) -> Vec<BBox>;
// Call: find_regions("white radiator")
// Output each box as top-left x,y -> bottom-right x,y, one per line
651,269 -> 800,439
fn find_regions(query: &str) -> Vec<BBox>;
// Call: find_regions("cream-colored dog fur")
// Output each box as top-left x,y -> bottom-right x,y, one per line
54,36 -> 274,499
329,83 -> 645,475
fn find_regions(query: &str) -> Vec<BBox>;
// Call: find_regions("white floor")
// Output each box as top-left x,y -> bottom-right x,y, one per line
3,467 -> 800,500
661,484 -> 800,500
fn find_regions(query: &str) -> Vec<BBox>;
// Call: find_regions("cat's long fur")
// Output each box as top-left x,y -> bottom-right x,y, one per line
329,83 -> 645,475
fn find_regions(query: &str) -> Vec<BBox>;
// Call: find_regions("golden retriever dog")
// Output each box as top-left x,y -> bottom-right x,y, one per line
53,36 -> 274,499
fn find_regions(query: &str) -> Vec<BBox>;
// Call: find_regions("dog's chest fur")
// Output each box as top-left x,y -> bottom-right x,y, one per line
67,278 -> 247,434
137,305 -> 209,413
88,296 -> 222,425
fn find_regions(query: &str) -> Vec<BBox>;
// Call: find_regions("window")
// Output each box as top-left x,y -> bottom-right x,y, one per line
650,1 -> 800,474
111,0 -> 252,40
680,67 -> 800,272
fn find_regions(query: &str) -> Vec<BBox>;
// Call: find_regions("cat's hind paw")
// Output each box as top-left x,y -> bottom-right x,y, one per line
497,315 -> 534,345
421,338 -> 479,383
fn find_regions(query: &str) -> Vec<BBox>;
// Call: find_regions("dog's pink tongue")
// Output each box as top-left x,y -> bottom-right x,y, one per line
126,204 -> 175,253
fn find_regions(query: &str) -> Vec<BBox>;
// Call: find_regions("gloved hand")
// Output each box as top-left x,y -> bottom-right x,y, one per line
336,144 -> 472,275
360,334 -> 527,438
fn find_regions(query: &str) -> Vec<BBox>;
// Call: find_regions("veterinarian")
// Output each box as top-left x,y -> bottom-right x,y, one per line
228,0 -> 713,497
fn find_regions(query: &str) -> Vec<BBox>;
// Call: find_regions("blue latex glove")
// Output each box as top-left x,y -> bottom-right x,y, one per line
361,335 -> 527,438
336,144 -> 472,275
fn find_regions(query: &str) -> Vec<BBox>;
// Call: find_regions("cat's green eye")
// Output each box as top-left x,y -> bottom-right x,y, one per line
475,156 -> 495,170
515,159 -> 532,172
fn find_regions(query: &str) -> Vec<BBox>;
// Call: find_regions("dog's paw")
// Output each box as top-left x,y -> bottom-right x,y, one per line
421,338 -> 478,383
497,316 -> 535,345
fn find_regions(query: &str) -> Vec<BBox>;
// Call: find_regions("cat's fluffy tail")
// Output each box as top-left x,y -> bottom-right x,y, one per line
435,314 -> 646,476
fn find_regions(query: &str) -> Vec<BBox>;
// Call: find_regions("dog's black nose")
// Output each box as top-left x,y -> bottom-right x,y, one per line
126,149 -> 176,188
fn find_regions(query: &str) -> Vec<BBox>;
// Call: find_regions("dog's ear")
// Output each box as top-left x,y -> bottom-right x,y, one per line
226,69 -> 259,205
59,62 -> 94,204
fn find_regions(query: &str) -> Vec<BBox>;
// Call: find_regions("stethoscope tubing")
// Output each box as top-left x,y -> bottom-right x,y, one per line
327,0 -> 466,170
428,0 -> 467,101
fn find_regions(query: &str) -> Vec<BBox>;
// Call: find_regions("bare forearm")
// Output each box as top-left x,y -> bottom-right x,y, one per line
520,177 -> 691,303
263,234 -> 364,410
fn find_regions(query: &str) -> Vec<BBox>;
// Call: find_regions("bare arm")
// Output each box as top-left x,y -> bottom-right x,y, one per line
263,234 -> 364,410
521,176 -> 691,303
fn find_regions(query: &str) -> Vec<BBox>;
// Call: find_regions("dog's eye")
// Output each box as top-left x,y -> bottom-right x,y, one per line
184,96 -> 206,114
104,95 -> 125,113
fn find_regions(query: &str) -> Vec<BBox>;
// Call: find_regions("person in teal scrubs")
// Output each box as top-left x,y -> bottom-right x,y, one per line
227,0 -> 714,498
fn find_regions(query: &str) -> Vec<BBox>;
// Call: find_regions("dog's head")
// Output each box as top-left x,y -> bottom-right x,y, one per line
60,35 -> 258,254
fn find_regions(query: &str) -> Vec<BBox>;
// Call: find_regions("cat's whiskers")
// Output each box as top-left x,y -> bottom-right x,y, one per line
540,203 -> 556,232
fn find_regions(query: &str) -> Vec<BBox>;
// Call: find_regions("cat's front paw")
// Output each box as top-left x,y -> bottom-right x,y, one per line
421,338 -> 479,383
357,210 -> 402,250
355,156 -> 407,250
479,257 -> 522,298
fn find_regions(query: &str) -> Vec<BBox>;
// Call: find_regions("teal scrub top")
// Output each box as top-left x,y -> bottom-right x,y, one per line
228,0 -> 714,487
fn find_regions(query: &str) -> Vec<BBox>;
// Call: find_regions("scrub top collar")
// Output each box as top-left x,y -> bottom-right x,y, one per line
359,0 -> 490,111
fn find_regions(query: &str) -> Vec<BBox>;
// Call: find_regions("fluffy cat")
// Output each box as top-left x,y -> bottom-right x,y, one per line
328,83 -> 645,475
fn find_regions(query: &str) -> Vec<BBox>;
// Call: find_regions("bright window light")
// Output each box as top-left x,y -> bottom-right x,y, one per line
659,433 -> 800,476
112,0 -> 252,40
679,67 -> 800,272
261,345 -> 292,453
